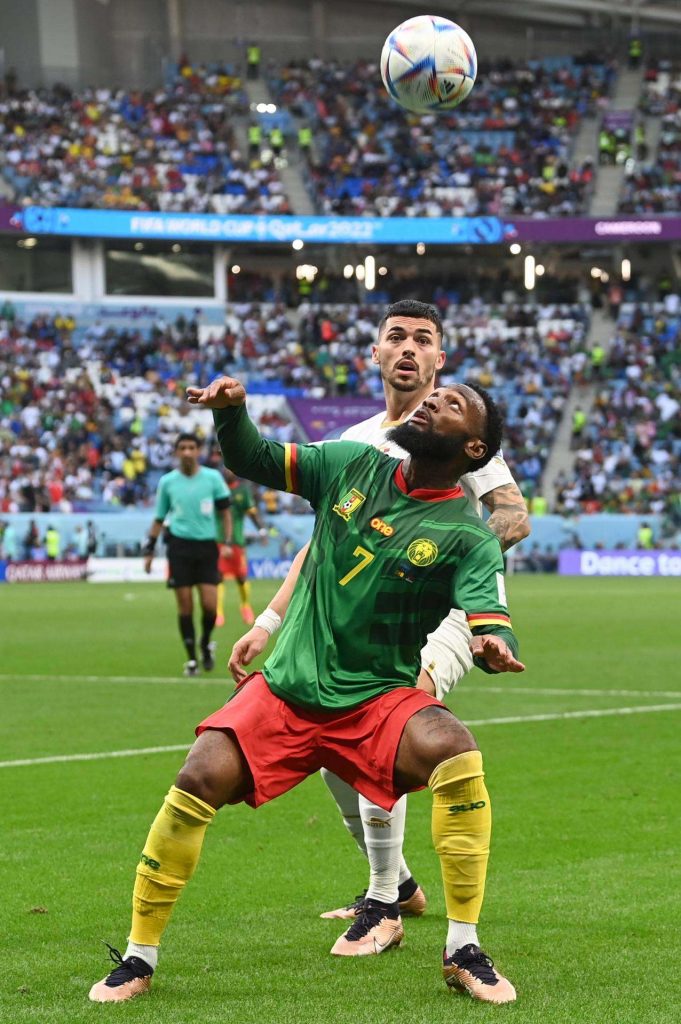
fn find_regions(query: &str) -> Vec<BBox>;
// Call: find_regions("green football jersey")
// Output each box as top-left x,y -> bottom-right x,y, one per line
154,467 -> 230,541
215,405 -> 518,711
215,481 -> 255,546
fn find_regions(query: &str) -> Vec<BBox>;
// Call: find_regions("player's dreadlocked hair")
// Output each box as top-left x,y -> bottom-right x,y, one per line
464,383 -> 504,471
378,299 -> 444,340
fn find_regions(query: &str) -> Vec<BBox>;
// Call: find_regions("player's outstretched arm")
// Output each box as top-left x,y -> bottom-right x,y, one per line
469,634 -> 525,673
228,542 -> 310,682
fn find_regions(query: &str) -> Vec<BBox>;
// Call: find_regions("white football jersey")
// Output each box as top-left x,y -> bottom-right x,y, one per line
340,410 -> 513,517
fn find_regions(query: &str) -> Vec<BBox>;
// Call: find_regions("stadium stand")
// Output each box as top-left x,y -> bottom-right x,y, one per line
0,59 -> 290,214
554,300 -> 680,516
0,300 -> 593,514
619,59 -> 681,213
270,55 -> 612,217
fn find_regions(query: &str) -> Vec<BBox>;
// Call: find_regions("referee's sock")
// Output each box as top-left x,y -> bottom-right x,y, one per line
178,614 -> 196,661
200,610 -> 216,650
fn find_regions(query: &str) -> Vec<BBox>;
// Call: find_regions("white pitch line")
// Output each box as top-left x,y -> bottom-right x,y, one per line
2,702 -> 681,770
0,674 -> 679,701
0,673 -> 229,686
466,703 -> 681,727
0,744 -> 189,769
467,685 -> 681,700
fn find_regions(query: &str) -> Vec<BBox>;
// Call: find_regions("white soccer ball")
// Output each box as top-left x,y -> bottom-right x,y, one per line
380,14 -> 477,114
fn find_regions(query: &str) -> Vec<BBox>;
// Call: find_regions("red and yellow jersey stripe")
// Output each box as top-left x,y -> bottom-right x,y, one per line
283,443 -> 299,493
467,612 -> 512,630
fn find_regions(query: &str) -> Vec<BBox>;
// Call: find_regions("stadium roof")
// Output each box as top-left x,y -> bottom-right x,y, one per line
381,0 -> 681,29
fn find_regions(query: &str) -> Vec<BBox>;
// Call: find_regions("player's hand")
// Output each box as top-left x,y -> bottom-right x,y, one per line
186,376 -> 246,409
143,554 -> 153,574
220,543 -> 233,557
469,634 -> 525,673
228,626 -> 270,683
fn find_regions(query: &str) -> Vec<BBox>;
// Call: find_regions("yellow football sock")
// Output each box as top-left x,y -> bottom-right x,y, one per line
237,580 -> 251,607
129,785 -> 215,946
216,582 -> 225,618
430,750 -> 491,924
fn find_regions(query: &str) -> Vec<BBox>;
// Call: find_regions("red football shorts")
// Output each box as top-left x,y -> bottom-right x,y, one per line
218,543 -> 248,579
196,672 -> 445,811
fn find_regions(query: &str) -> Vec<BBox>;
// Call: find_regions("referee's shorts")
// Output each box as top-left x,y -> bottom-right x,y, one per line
166,533 -> 220,589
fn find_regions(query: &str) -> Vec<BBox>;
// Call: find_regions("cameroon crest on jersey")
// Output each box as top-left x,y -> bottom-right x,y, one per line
333,487 -> 366,522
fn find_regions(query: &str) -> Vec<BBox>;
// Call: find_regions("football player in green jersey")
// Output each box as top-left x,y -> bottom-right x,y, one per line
229,300 -> 529,932
89,376 -> 523,1006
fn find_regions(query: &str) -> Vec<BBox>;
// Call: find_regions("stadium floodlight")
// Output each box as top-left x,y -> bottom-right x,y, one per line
535,264 -> 545,277
621,258 -> 631,282
231,265 -> 241,274
600,271 -> 610,283
364,255 -> 376,291
292,239 -> 304,251
19,237 -> 38,249
416,242 -> 426,255
378,266 -> 388,276
355,264 -> 365,281
509,243 -> 522,254
266,104 -> 277,113
590,267 -> 601,278
343,264 -> 354,279
171,243 -> 182,253
524,254 -> 536,290
133,242 -> 144,251
296,265 -> 318,281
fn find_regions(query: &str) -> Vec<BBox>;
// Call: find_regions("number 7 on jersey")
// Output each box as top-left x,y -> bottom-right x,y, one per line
338,545 -> 375,587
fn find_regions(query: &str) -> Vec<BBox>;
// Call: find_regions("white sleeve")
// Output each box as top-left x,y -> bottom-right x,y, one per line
420,609 -> 474,701
460,453 -> 514,501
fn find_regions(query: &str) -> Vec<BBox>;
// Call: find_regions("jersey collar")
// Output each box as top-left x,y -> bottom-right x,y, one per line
394,463 -> 465,502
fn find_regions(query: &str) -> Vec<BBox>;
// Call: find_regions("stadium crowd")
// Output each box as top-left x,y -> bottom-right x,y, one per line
0,52 -> 616,219
1,299 -> 595,516
554,301 -> 680,517
270,55 -> 612,217
0,58 -> 290,214
619,59 -> 681,214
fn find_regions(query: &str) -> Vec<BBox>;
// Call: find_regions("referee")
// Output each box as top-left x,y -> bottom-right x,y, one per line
143,433 -> 233,676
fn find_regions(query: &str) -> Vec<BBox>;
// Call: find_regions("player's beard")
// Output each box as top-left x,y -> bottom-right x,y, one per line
386,421 -> 468,461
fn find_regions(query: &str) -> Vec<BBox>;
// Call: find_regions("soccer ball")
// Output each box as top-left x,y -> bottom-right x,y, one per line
380,15 -> 477,114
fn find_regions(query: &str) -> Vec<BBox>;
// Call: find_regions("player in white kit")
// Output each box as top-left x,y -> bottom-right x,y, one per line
228,300 -> 530,955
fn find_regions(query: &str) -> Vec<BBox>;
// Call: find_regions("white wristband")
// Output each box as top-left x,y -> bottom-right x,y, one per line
254,608 -> 282,636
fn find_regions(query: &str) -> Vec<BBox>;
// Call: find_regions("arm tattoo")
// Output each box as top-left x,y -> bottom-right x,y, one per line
481,483 -> 531,551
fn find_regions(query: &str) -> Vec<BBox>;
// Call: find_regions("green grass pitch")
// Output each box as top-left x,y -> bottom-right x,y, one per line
1,575 -> 680,1023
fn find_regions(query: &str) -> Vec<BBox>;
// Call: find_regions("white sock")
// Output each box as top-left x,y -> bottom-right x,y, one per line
361,793 -> 406,906
321,768 -> 367,857
446,920 -> 479,956
398,857 -> 412,886
124,941 -> 158,971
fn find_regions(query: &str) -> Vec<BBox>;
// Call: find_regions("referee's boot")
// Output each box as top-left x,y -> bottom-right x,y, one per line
201,641 -> 216,672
